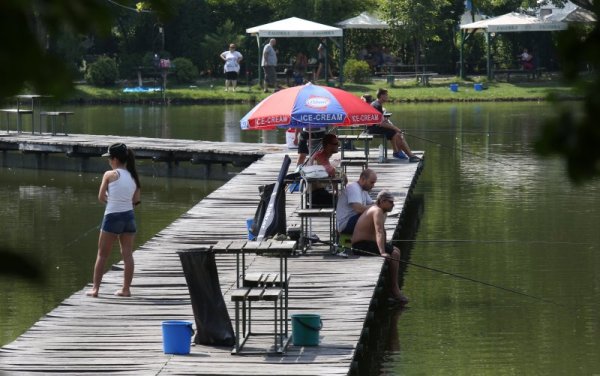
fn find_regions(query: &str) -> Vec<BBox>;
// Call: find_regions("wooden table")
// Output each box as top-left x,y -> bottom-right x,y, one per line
211,239 -> 296,355
2,95 -> 52,134
39,111 -> 73,135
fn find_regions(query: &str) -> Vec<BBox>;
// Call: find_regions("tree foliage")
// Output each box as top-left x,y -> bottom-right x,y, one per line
85,56 -> 119,86
0,0 -> 170,99
535,18 -> 600,183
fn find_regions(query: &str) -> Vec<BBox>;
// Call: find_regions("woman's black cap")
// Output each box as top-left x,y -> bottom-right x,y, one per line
102,143 -> 127,158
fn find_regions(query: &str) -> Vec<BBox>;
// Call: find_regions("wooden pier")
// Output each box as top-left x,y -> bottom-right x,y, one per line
0,147 -> 424,375
0,132 -> 285,178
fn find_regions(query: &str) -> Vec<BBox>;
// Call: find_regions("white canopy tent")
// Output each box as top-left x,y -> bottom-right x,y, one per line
460,12 -> 568,32
459,12 -> 568,78
336,12 -> 389,29
246,17 -> 343,37
542,1 -> 596,23
246,17 -> 343,85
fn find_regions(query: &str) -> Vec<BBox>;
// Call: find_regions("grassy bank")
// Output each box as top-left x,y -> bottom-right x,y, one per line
70,75 -> 579,104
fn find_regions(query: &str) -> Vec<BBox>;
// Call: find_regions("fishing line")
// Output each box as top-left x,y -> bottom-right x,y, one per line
63,224 -> 100,249
403,131 -> 513,167
310,238 -> 564,307
402,129 -> 515,135
391,239 -> 595,247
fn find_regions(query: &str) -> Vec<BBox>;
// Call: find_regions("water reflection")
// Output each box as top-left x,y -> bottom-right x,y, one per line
223,105 -> 242,142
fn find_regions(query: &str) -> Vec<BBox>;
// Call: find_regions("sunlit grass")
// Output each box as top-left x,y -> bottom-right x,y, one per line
71,75 -> 579,103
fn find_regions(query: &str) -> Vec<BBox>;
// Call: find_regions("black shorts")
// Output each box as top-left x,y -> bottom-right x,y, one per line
352,240 -> 393,256
225,71 -> 238,80
311,188 -> 334,208
367,125 -> 396,141
298,130 -> 325,155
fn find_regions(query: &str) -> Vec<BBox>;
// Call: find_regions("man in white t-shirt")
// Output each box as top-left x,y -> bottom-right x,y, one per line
336,169 -> 377,234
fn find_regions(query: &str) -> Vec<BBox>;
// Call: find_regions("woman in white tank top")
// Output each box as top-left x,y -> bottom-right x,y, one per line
87,143 -> 141,298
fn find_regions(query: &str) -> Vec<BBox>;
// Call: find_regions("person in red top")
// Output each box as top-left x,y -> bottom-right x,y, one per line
308,133 -> 339,207
518,48 -> 534,71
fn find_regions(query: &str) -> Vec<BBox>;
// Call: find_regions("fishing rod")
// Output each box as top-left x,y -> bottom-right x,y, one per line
403,131 -> 513,167
390,239 -> 596,247
310,238 -> 564,307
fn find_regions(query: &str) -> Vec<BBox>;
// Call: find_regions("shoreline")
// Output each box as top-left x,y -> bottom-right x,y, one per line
59,78 -> 581,105
64,94 -> 582,106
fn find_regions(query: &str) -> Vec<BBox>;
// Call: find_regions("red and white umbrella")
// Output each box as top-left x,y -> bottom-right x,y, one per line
240,83 -> 382,130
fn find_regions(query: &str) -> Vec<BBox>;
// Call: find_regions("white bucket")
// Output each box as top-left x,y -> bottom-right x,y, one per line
286,129 -> 297,149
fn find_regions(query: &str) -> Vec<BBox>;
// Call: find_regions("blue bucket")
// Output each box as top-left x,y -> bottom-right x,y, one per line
450,83 -> 459,92
474,83 -> 483,91
162,320 -> 194,355
246,218 -> 256,240
291,314 -> 322,346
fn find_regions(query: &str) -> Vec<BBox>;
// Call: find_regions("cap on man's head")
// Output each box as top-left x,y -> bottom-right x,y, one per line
102,143 -> 127,158
377,190 -> 394,202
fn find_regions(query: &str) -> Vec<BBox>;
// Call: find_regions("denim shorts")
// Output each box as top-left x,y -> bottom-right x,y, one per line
101,210 -> 137,234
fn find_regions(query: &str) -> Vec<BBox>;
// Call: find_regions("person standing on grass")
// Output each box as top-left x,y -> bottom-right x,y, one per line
220,43 -> 243,92
87,143 -> 141,298
262,38 -> 278,92
315,38 -> 332,82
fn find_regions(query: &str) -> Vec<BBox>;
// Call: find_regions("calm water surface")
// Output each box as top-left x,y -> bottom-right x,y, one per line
1,102 -> 598,375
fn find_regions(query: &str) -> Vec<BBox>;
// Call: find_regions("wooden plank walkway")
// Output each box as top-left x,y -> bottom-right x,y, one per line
0,132 -> 286,165
0,148 -> 424,375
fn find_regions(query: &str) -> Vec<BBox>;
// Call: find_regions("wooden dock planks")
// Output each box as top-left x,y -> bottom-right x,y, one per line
0,148 -> 424,375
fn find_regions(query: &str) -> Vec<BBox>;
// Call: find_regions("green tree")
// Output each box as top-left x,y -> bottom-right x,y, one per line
0,0 -> 170,99
381,0 -> 459,67
202,20 -> 246,76
535,17 -> 600,182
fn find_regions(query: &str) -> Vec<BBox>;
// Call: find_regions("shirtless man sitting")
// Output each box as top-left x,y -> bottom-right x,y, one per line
351,190 -> 409,304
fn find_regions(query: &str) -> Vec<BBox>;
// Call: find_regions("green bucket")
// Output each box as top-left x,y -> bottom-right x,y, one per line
291,314 -> 322,346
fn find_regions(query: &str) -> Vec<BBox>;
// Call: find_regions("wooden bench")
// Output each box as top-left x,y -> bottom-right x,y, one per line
382,72 -> 438,86
296,208 -> 336,254
211,239 -> 296,354
230,272 -> 287,353
1,108 -> 34,134
337,133 -> 373,163
340,159 -> 368,175
39,111 -> 73,135
494,68 -> 545,82
416,72 -> 439,86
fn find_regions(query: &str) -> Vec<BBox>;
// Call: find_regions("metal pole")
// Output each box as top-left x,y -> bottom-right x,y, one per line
339,34 -> 344,86
460,30 -> 464,79
256,35 -> 262,89
486,32 -> 492,80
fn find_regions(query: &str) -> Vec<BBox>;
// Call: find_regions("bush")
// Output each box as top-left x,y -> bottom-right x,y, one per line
172,57 -> 198,84
85,56 -> 118,86
344,59 -> 371,83
118,53 -> 143,80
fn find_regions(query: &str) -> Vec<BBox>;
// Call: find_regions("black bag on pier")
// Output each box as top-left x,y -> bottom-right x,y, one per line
250,155 -> 290,240
177,250 -> 235,346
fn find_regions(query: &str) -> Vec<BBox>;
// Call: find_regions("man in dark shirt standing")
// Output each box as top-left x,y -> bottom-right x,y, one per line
368,88 -> 420,162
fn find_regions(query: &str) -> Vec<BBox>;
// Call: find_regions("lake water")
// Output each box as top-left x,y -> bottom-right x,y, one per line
1,101 -> 598,375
